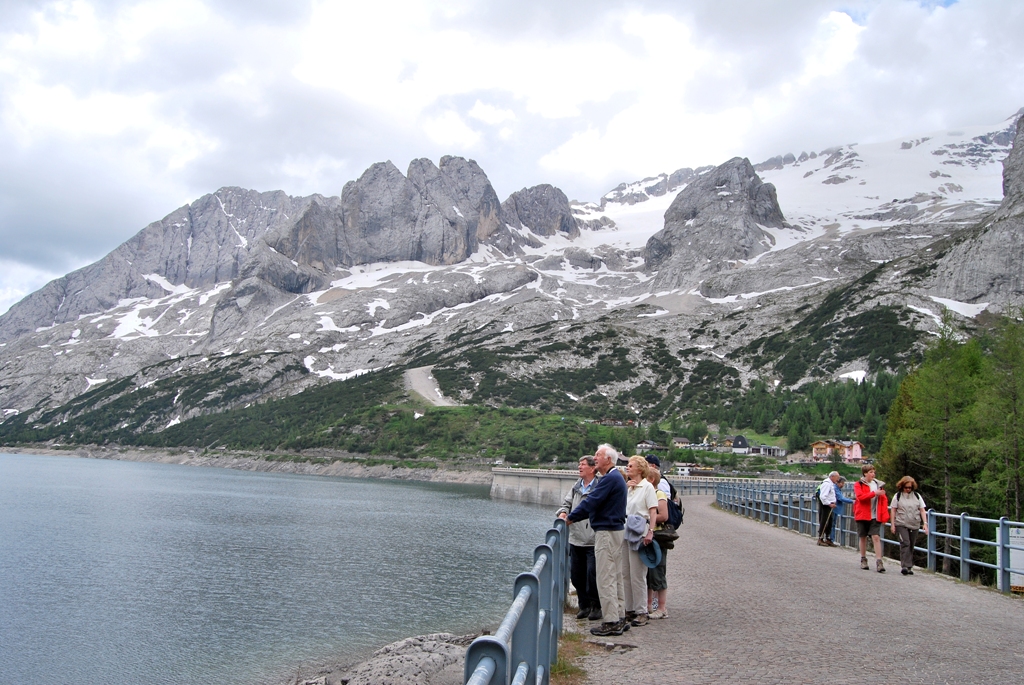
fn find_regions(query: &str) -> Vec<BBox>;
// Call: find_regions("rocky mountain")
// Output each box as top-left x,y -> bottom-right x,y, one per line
0,110 -> 1021,438
927,114 -> 1024,304
644,157 -> 787,290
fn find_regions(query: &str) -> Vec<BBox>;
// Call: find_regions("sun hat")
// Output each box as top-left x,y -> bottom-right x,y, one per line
638,539 -> 662,568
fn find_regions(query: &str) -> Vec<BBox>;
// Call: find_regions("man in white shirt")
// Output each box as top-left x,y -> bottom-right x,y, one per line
817,471 -> 841,547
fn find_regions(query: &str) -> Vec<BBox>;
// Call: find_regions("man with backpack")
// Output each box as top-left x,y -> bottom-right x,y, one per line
816,471 -> 841,547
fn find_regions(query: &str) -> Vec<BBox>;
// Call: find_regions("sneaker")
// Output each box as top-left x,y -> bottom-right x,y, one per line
860,557 -> 869,570
876,559 -> 886,573
649,609 -> 667,619
576,607 -> 590,619
631,613 -> 649,627
588,607 -> 602,621
590,621 -> 623,637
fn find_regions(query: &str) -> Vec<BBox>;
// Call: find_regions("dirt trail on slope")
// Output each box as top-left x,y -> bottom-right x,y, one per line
404,365 -> 460,406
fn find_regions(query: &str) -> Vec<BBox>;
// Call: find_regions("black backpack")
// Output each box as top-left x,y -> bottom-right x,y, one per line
666,480 -> 684,528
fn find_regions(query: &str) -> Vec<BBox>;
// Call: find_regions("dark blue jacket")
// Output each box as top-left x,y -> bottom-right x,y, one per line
567,467 -> 626,531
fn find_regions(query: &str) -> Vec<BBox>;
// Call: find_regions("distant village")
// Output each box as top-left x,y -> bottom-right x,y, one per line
657,437 -> 865,476
580,417 -> 867,476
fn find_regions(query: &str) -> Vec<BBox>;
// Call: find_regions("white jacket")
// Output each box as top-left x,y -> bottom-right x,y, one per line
818,478 -> 837,506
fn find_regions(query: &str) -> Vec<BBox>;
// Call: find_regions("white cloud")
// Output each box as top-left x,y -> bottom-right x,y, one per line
468,100 -> 516,125
0,259 -> 61,315
422,110 -> 481,148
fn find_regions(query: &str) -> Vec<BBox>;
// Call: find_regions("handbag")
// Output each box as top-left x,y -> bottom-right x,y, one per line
653,523 -> 679,550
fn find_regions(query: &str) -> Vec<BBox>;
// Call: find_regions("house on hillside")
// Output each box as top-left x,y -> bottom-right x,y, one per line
810,440 -> 865,463
636,440 -> 667,453
749,444 -> 788,458
672,436 -> 690,449
731,435 -> 750,455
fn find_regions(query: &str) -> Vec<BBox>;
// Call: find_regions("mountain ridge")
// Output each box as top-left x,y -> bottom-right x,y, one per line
0,110 -> 1021,440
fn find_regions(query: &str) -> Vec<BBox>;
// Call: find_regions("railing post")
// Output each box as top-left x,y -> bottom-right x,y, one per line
927,510 -> 937,572
533,544 -> 554,685
510,568 -> 540,685
960,513 -> 971,583
998,517 -> 1011,594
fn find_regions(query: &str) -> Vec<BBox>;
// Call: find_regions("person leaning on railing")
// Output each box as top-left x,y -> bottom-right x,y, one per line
566,444 -> 629,637
889,476 -> 929,576
556,456 -> 603,621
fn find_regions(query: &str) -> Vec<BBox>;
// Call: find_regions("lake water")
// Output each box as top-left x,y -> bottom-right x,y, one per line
0,454 -> 553,685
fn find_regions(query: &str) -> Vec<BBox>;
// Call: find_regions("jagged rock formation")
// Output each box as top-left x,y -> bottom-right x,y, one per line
0,156 -> 518,343
338,156 -> 503,266
928,114 -> 1024,305
0,189 -> 320,343
500,184 -> 580,239
643,157 -> 786,289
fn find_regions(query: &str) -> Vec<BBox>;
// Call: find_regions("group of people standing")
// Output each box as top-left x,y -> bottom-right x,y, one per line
556,444 -> 674,637
817,464 -> 929,575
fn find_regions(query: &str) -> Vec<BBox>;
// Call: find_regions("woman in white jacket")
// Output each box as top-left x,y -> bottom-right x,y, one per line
621,456 -> 659,627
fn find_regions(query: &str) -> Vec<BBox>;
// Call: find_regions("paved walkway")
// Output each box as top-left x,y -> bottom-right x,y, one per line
575,496 -> 1024,684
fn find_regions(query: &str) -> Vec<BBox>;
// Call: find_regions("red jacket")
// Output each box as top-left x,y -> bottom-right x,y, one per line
853,480 -> 884,521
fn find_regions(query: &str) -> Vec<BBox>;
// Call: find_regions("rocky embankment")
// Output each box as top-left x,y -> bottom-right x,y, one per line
0,445 -> 494,485
287,633 -> 476,685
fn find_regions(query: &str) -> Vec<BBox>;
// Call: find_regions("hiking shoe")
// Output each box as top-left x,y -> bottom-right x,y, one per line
877,559 -> 886,573
615,618 -> 630,632
624,611 -> 637,622
907,570 -> 914,575
590,621 -> 623,637
649,609 -> 667,619
901,568 -> 909,576
588,607 -> 602,621
631,613 -> 649,627
817,539 -> 831,547
576,607 -> 590,619
860,557 -> 869,570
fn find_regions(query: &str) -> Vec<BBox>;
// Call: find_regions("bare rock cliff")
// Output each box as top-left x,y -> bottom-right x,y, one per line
643,157 -> 786,290
929,113 -> 1024,306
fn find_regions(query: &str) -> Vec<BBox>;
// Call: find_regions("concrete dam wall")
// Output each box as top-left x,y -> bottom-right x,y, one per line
490,467 -> 579,507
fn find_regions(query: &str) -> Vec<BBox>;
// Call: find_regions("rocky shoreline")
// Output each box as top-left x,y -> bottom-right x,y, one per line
285,633 -> 479,685
0,445 -> 495,486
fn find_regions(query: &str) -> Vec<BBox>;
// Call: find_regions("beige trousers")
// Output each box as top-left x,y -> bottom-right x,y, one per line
620,538 -> 649,615
594,529 -> 625,621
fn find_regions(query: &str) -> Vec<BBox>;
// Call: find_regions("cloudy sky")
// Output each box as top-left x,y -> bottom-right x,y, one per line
1,0 -> 1023,314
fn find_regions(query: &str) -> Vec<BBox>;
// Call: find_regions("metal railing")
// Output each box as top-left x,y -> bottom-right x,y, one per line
464,518 -> 569,685
671,476 -> 819,496
716,483 -> 1024,593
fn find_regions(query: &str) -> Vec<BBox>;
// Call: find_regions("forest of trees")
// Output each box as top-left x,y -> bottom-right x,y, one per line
661,372 -> 903,455
876,311 -> 1024,524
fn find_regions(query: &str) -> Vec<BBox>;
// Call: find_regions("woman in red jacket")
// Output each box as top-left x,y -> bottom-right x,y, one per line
853,465 -> 887,573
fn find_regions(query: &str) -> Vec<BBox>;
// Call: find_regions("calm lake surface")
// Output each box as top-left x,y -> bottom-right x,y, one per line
0,454 -> 552,685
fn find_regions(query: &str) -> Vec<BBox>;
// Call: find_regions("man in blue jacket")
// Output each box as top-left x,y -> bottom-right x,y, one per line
568,443 -> 628,636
